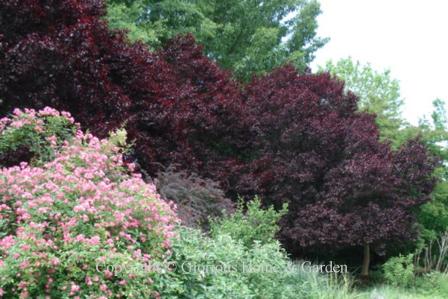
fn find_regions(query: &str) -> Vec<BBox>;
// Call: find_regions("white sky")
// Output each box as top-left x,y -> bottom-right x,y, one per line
310,0 -> 448,125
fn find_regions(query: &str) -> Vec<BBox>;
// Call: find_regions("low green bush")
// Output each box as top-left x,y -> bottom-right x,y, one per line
383,254 -> 415,287
419,182 -> 448,242
209,197 -> 288,247
154,199 -> 357,298
155,227 -> 356,299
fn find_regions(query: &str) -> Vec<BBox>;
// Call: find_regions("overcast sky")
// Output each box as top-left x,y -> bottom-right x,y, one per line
310,0 -> 448,125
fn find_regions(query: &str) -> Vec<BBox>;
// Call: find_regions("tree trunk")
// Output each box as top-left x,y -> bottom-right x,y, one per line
361,243 -> 370,278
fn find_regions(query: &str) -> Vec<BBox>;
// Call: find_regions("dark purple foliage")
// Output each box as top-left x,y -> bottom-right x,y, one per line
239,67 -> 438,254
126,35 -> 248,181
0,0 -> 170,136
155,165 -> 235,230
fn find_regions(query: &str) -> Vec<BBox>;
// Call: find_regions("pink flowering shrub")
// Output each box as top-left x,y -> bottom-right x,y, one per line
0,107 -> 77,167
0,109 -> 178,298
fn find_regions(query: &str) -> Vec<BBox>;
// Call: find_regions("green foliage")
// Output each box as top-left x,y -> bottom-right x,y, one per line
106,0 -> 173,45
367,284 -> 446,299
419,184 -> 448,240
383,254 -> 415,287
416,99 -> 448,165
414,231 -> 448,274
210,197 -> 288,247
412,99 -> 448,238
322,58 -> 405,147
155,226 -> 355,299
106,0 -> 328,81
414,272 -> 448,298
153,199 -> 355,298
432,99 -> 448,131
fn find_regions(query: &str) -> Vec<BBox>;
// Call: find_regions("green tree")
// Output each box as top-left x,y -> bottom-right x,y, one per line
411,99 -> 448,166
106,0 -> 328,81
322,58 -> 405,147
414,99 -> 448,240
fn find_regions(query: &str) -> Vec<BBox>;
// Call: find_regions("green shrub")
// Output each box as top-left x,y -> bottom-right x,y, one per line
154,199 -> 356,299
155,227 -> 355,299
383,254 -> 415,287
209,197 -> 288,247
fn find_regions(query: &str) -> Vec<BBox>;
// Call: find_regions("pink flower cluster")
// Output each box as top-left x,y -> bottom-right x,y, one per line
0,107 -> 76,133
0,108 -> 178,298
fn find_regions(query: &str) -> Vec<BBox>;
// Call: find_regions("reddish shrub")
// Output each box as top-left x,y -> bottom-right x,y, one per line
155,165 -> 234,230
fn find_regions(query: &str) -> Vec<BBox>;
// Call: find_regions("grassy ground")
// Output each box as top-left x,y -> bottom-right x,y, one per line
302,271 -> 448,299
361,286 -> 444,299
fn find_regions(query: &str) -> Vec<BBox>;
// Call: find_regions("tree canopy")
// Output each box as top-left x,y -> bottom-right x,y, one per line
106,0 -> 328,81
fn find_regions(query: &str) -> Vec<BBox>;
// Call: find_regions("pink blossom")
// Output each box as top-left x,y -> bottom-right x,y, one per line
87,236 -> 100,246
0,236 -> 16,250
85,276 -> 93,286
104,270 -> 113,279
51,257 -> 60,266
70,283 -> 80,294
0,108 -> 178,298
19,260 -> 30,270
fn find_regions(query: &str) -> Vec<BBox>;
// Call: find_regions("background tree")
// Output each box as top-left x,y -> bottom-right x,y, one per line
322,58 -> 405,147
412,99 -> 448,240
106,0 -> 328,81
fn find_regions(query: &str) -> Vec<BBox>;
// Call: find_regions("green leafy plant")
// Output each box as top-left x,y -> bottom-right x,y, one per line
210,197 -> 288,247
383,254 -> 415,287
106,0 -> 328,81
321,58 -> 405,147
155,227 -> 355,299
414,272 -> 448,298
